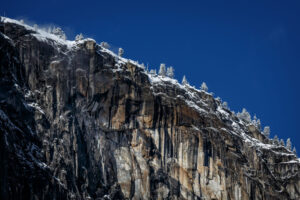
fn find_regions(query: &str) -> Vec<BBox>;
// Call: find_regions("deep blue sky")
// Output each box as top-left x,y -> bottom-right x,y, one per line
1,0 -> 299,151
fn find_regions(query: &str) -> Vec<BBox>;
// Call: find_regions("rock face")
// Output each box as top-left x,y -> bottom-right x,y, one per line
0,17 -> 299,200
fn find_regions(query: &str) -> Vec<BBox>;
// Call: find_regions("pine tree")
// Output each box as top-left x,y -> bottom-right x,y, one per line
200,82 -> 208,92
75,33 -> 84,41
256,119 -> 261,130
252,115 -> 261,130
100,42 -> 110,49
182,75 -> 188,85
51,27 -> 67,40
263,126 -> 270,138
222,101 -> 229,109
140,63 -> 145,70
293,147 -> 297,155
159,63 -> 166,76
118,48 -> 124,57
286,138 -> 292,150
166,66 -> 174,78
273,135 -> 279,145
237,108 -> 251,123
253,115 -> 257,121
280,139 -> 285,146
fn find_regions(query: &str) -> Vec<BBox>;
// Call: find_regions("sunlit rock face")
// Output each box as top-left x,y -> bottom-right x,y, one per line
0,17 -> 299,200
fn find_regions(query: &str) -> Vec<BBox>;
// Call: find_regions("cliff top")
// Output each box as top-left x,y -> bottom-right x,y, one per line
1,16 -> 298,165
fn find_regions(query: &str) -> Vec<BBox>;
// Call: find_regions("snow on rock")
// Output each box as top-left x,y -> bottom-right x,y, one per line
96,43 -> 298,164
0,17 -> 220,120
27,102 -> 45,115
1,16 -> 299,199
1,17 -> 298,169
0,32 -> 14,46
1,17 -> 76,50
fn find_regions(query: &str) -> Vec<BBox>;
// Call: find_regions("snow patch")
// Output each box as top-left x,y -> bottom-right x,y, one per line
28,102 -> 45,114
1,17 -> 76,50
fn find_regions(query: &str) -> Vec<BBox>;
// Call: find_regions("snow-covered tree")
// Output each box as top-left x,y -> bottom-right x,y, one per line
100,42 -> 110,49
118,48 -> 124,57
140,63 -> 145,70
182,75 -> 188,85
286,138 -> 292,150
256,119 -> 261,130
263,126 -> 270,138
254,115 -> 257,120
222,101 -> 229,109
273,135 -> 279,145
159,63 -> 166,76
75,33 -> 84,41
20,19 -> 24,24
252,115 -> 261,130
51,27 -> 67,40
237,108 -> 251,123
280,139 -> 285,146
293,147 -> 297,155
166,66 -> 174,78
200,82 -> 208,92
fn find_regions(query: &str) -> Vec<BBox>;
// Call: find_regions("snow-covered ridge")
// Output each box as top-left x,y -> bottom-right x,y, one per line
1,17 -> 105,53
99,46 -> 214,114
98,37 -> 299,163
1,17 -> 77,50
2,16 -> 298,163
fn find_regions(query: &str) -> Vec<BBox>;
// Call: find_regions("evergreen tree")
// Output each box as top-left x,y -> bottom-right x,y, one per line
252,115 -> 261,130
166,66 -> 174,78
140,63 -> 145,70
222,101 -> 229,109
51,27 -> 67,40
75,33 -> 84,41
273,135 -> 279,145
237,108 -> 251,123
263,126 -> 270,138
100,42 -> 110,49
182,75 -> 188,85
256,119 -> 261,130
253,115 -> 257,121
286,138 -> 292,150
200,82 -> 208,92
159,63 -> 166,76
118,48 -> 124,57
280,139 -> 285,146
293,147 -> 297,155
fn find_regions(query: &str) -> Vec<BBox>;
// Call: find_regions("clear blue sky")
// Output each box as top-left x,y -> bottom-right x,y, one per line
1,0 -> 299,151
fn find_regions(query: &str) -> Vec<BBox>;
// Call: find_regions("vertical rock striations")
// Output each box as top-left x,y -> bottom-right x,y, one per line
0,17 -> 299,199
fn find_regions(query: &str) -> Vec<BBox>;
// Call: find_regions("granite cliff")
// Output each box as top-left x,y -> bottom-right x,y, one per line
0,17 -> 299,200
